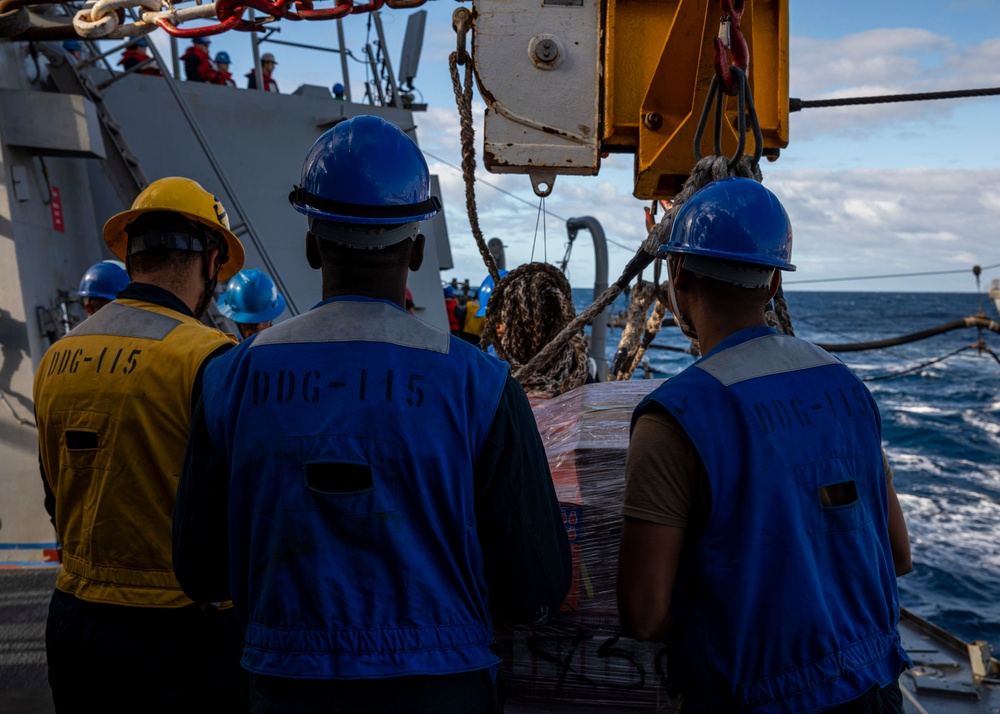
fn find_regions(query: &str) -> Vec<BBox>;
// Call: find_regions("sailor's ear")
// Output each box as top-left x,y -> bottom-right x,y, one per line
409,234 -> 425,272
306,232 -> 322,270
767,269 -> 781,302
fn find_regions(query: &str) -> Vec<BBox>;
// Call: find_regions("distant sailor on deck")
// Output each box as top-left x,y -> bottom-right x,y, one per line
246,53 -> 278,92
117,37 -> 161,76
33,177 -> 248,711
181,37 -> 220,84
217,268 -> 286,340
77,260 -> 128,317
617,177 -> 913,713
213,51 -> 236,87
173,115 -> 571,714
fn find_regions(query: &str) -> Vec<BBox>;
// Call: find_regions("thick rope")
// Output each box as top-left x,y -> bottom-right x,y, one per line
448,52 -> 501,285
609,281 -> 657,380
623,297 -> 671,380
767,285 -> 795,335
482,262 -> 589,397
517,154 -> 762,384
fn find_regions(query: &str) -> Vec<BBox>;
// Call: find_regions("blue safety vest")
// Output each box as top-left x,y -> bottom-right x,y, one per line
634,326 -> 910,712
203,296 -> 509,679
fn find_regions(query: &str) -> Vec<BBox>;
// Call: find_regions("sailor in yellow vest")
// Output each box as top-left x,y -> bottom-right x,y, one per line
33,177 -> 248,712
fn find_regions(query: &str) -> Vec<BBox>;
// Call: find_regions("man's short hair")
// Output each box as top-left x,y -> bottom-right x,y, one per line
125,211 -> 225,275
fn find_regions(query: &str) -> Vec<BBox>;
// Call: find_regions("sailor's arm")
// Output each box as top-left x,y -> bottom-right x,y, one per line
617,406 -> 699,642
883,452 -> 912,576
173,345 -> 235,603
474,374 -> 572,624
173,394 -> 232,603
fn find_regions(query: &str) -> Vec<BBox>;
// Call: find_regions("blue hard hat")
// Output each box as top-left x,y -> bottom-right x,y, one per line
332,82 -> 345,95
63,40 -> 82,51
193,37 -> 211,45
443,285 -> 455,298
214,51 -> 231,64
475,270 -> 509,318
134,38 -> 148,47
78,261 -> 129,301
289,115 -> 441,227
658,177 -> 795,271
217,269 -> 286,324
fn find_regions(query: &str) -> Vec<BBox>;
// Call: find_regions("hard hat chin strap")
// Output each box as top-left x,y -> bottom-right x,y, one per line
667,255 -> 698,341
194,246 -> 223,319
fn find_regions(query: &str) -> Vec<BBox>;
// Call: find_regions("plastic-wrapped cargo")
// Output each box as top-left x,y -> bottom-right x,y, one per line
498,380 -> 680,711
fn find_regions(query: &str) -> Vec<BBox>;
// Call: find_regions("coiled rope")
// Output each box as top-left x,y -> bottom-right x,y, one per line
480,262 -> 589,398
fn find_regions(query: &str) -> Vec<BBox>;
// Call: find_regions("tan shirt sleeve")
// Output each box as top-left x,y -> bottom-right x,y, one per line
622,408 -> 892,528
622,407 -> 708,528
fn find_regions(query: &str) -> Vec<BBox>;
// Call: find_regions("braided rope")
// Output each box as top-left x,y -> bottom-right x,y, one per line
622,297 -> 671,380
482,263 -> 589,398
517,154 -> 762,384
609,281 -> 657,380
767,285 -> 795,335
448,52 -> 501,285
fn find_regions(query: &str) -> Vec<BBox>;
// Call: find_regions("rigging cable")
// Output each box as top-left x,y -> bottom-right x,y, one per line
790,87 -> 1000,112
785,263 -> 1000,286
420,150 -> 636,253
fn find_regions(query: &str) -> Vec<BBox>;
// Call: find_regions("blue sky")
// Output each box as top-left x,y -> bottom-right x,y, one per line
151,0 -> 1000,292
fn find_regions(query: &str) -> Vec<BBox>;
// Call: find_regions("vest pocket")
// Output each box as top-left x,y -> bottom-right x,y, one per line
305,462 -> 373,495
280,435 -> 398,516
53,410 -> 114,472
796,457 -> 873,535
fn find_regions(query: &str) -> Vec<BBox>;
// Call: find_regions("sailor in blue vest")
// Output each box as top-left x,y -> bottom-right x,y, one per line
616,178 -> 912,713
173,115 -> 571,713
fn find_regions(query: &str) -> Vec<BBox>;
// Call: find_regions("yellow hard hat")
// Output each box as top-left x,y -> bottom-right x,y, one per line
103,177 -> 246,281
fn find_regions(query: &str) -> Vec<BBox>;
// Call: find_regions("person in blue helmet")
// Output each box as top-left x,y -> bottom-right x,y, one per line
474,270 -> 507,321
332,82 -> 346,101
213,51 -> 236,87
181,36 -> 220,84
77,260 -> 129,317
117,37 -> 161,75
174,115 -> 571,713
217,268 -> 286,340
62,39 -> 83,64
617,177 -> 912,713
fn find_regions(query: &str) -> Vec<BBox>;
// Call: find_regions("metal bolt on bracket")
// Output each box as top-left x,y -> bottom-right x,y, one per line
643,112 -> 663,131
535,39 -> 559,62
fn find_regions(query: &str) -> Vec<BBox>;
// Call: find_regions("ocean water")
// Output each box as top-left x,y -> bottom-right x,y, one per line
575,289 -> 1000,652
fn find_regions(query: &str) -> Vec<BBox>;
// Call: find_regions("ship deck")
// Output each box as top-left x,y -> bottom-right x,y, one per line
2,569 -> 999,713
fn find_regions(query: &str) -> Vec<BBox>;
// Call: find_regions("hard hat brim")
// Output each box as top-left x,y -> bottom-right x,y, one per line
103,207 -> 246,281
657,244 -> 796,271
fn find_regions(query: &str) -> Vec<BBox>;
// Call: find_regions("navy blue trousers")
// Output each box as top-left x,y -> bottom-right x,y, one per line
46,588 -> 248,713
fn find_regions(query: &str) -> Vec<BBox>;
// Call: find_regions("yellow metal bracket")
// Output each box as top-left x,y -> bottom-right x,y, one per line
603,0 -> 788,199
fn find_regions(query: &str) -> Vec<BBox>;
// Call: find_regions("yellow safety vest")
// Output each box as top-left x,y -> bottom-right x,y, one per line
463,301 -> 485,337
33,299 -> 235,608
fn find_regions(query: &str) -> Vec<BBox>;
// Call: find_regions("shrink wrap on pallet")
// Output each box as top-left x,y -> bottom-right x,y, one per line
497,380 -> 680,711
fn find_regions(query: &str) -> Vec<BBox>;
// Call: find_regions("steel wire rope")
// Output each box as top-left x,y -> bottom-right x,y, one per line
790,87 -> 1000,112
785,263 -> 1000,286
860,343 -> 981,382
419,150 -> 637,254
